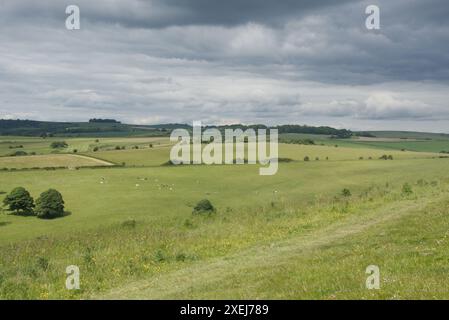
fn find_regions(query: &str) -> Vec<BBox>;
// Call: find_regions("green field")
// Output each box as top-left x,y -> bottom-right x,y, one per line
280,131 -> 449,153
0,154 -> 113,169
322,139 -> 449,153
1,134 -> 449,299
0,136 -> 169,157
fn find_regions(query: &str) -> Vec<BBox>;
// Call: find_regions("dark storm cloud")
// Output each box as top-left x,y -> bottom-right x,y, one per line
0,0 -> 362,28
0,0 -> 449,130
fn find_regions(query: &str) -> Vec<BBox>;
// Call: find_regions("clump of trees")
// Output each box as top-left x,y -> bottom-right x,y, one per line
341,188 -> 352,197
50,141 -> 68,149
2,187 -> 66,219
280,138 -> 315,145
276,125 -> 352,138
89,118 -> 120,124
379,154 -> 394,160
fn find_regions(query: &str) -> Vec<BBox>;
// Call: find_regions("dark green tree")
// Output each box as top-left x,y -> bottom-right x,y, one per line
3,187 -> 35,215
35,189 -> 65,219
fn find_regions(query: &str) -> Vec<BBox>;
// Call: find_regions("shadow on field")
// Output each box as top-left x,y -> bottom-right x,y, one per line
39,211 -> 72,220
7,210 -> 36,217
0,221 -> 11,227
58,211 -> 72,219
2,210 -> 72,219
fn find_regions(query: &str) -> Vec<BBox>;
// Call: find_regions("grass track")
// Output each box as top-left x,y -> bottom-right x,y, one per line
100,194 -> 440,299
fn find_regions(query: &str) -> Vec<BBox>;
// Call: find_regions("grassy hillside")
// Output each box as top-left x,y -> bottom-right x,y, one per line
0,154 -> 113,169
0,160 -> 448,299
1,133 -> 449,299
102,187 -> 449,299
0,119 -> 167,137
359,131 -> 449,140
320,139 -> 449,153
280,131 -> 449,153
0,136 -> 170,157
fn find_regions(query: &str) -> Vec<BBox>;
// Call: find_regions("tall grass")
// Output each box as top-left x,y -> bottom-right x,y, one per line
0,178 -> 446,299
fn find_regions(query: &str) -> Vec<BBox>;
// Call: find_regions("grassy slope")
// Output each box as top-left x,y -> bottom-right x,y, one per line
0,154 -> 113,169
361,131 -> 449,140
86,143 -> 439,168
2,158 -> 449,244
321,139 -> 449,153
0,136 -> 169,156
102,189 -> 449,299
1,134 -> 449,299
279,132 -> 449,153
1,170 -> 448,299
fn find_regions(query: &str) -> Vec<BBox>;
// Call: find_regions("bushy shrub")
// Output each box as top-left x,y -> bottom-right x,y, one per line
193,199 -> 215,215
121,219 -> 136,228
10,150 -> 28,156
379,154 -> 394,160
402,183 -> 413,195
50,141 -> 68,149
2,187 -> 35,215
304,156 -> 310,162
341,188 -> 352,197
278,158 -> 293,163
93,147 -> 99,152
35,189 -> 65,219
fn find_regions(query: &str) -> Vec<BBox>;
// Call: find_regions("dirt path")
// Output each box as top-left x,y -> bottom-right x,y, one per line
71,154 -> 114,166
98,196 -> 440,299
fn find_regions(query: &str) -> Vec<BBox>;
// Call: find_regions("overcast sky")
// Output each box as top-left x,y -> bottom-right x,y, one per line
0,0 -> 448,131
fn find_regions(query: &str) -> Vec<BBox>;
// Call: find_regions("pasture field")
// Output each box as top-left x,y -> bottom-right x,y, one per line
321,139 -> 449,153
279,132 -> 449,153
86,143 -> 439,168
0,154 -> 113,169
0,136 -> 170,156
1,135 -> 449,299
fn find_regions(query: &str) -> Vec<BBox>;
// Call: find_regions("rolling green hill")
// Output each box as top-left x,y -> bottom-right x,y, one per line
1,125 -> 449,299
